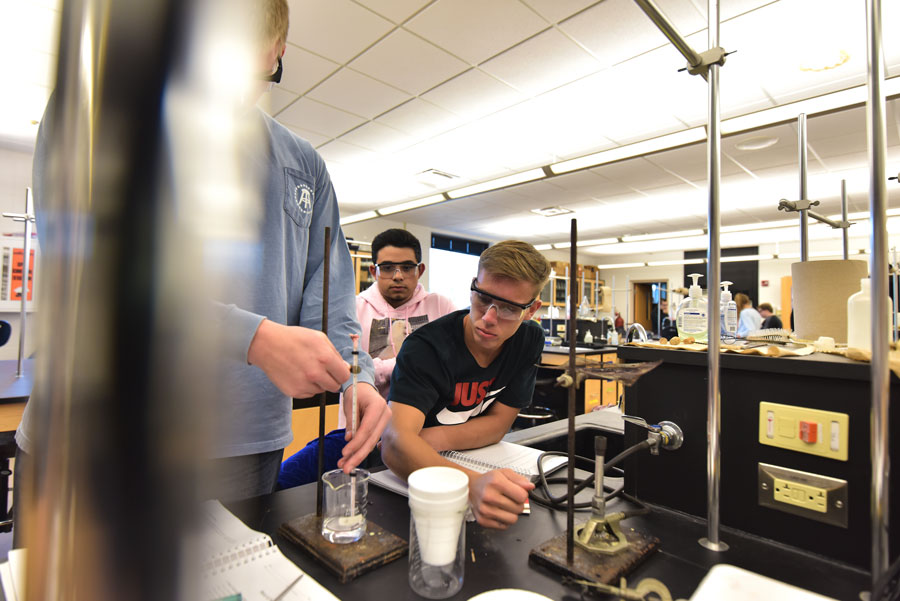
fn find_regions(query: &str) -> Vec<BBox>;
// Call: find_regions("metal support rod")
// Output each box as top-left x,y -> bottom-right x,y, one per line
17,188 -> 34,378
842,180 -> 850,260
566,218 -> 577,565
633,0 -> 703,70
700,0 -> 727,553
892,248 -> 898,343
799,113 -> 809,262
806,211 -> 844,230
315,226 -> 332,517
866,0 -> 890,586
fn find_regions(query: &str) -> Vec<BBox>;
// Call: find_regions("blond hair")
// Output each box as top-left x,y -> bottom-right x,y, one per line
478,240 -> 551,294
261,0 -> 289,46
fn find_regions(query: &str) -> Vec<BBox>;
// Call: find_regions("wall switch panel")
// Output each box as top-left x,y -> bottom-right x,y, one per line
758,402 -> 848,461
758,463 -> 848,528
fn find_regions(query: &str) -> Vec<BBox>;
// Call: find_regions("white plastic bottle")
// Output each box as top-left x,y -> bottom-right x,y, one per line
720,280 -> 738,338
676,273 -> 708,343
846,277 -> 891,351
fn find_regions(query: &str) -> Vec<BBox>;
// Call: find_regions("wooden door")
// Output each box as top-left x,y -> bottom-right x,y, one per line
633,282 -> 652,329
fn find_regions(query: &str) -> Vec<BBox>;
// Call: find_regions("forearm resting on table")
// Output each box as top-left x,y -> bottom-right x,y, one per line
381,428 -> 479,481
419,415 -> 508,453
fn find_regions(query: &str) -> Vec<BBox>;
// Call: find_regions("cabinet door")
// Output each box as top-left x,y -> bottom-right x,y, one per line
539,280 -> 552,304
553,279 -> 568,306
354,253 -> 374,294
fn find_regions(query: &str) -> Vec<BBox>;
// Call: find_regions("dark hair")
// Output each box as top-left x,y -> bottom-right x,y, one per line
371,229 -> 422,264
758,302 -> 774,313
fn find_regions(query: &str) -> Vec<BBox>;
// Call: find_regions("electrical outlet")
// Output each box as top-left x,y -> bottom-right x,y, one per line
758,463 -> 847,528
772,477 -> 827,513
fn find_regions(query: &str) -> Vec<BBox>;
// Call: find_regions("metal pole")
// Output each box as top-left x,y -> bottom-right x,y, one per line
566,218 -> 578,564
699,0 -> 727,552
17,189 -> 34,378
316,226 -> 331,517
866,0 -> 890,586
842,180 -> 849,261
799,114 -> 809,262
893,248 -> 899,343
633,0 -> 703,71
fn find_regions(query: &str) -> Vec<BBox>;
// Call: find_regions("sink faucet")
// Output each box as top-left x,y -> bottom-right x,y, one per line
625,323 -> 648,342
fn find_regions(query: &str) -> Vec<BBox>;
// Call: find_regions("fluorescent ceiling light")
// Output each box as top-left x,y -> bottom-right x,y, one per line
447,168 -> 545,199
340,210 -> 378,225
722,77 -> 900,134
578,238 -> 619,247
596,262 -> 645,270
533,243 -> 553,251
721,254 -> 767,263
647,258 -> 706,267
720,220 -> 796,233
377,194 -> 446,216
550,128 -> 706,175
621,229 -> 705,243
826,208 -> 900,221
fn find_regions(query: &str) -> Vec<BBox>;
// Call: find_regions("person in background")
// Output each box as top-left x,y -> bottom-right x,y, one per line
381,240 -> 549,530
355,228 -> 456,400
736,293 -> 763,337
277,228 -> 454,488
758,303 -> 783,330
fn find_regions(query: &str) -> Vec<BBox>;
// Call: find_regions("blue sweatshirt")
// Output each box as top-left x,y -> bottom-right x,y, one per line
17,104 -> 374,458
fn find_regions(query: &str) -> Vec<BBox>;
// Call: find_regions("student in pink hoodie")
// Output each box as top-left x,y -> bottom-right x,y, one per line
278,229 -> 453,488
355,228 -> 456,401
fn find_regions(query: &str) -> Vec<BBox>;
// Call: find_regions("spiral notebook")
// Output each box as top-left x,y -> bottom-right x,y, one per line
370,440 -> 566,498
200,500 -> 338,601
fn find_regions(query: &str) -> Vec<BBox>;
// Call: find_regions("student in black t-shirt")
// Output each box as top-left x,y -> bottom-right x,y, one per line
382,240 -> 550,530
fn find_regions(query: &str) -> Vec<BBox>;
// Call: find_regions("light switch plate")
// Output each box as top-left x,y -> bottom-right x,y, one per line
758,401 -> 849,461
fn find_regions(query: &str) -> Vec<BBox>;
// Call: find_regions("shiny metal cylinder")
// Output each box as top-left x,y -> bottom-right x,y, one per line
17,188 -> 33,378
866,0 -> 890,585
842,180 -> 849,260
799,114 -> 809,262
701,0 -> 726,552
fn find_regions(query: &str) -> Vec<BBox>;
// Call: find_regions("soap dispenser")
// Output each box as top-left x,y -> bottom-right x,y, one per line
676,273 -> 708,342
720,280 -> 738,338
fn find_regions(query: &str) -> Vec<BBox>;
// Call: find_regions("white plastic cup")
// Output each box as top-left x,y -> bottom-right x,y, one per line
408,467 -> 469,599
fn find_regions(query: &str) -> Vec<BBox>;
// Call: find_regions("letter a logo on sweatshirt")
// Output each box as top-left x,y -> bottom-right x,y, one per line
294,184 -> 313,217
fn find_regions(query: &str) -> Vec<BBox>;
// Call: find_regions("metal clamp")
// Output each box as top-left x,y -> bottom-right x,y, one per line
683,46 -> 728,78
778,198 -> 820,212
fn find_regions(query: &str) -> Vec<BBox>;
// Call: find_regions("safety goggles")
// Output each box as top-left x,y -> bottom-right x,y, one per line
374,262 -> 421,278
470,278 -> 536,321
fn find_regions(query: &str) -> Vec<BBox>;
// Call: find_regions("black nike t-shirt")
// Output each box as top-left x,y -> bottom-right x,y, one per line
389,309 -> 544,427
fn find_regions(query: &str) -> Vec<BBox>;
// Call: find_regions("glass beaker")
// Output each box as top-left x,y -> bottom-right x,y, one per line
321,468 -> 369,544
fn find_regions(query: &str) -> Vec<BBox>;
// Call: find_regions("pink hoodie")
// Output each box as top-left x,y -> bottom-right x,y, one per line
338,283 -> 456,428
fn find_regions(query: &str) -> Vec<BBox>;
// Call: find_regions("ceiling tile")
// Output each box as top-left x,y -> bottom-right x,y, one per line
339,121 -> 414,153
285,125 -> 331,147
520,0 -> 597,24
480,28 -> 601,96
356,0 -> 431,23
278,44 -> 340,95
317,139 -> 377,165
286,0 -> 393,64
550,170 -> 634,198
643,141 -> 744,182
259,87 -> 299,115
375,98 -> 462,139
593,158 -> 685,192
560,0 -> 670,68
349,29 -> 468,95
306,68 -> 410,118
405,0 -> 548,65
277,97 -> 366,138
421,69 -> 525,120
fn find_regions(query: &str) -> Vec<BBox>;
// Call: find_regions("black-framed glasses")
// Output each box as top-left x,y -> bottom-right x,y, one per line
470,278 -> 536,321
260,56 -> 283,83
374,262 -> 420,278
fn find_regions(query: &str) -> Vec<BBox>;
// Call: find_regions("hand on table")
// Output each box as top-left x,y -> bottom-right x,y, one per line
468,469 -> 534,529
